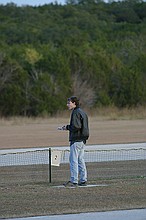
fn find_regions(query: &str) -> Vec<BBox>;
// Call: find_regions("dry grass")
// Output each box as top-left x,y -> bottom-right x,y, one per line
0,108 -> 146,149
0,106 -> 146,126
0,161 -> 146,219
1,178 -> 146,219
88,106 -> 146,120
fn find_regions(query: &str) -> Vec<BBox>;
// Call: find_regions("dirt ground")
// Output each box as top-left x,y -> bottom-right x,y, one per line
0,117 -> 146,149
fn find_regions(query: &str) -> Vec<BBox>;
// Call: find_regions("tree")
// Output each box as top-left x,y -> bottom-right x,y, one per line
109,68 -> 144,107
0,53 -> 28,116
0,1 -> 146,116
0,53 -> 15,92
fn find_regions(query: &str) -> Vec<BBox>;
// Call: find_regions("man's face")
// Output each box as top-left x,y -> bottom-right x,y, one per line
67,101 -> 76,110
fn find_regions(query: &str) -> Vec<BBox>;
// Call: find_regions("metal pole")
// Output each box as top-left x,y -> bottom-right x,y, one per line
49,148 -> 52,183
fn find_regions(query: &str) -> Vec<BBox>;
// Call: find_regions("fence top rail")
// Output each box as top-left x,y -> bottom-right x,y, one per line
0,142 -> 146,155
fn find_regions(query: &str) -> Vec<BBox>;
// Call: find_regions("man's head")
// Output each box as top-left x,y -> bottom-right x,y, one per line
67,96 -> 80,110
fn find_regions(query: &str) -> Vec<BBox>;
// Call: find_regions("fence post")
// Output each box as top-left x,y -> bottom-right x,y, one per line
49,148 -> 52,183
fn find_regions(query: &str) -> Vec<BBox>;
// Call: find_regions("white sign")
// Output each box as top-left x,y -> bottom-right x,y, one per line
51,150 -> 62,166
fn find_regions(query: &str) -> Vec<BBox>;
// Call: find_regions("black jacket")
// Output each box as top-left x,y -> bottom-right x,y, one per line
66,107 -> 89,144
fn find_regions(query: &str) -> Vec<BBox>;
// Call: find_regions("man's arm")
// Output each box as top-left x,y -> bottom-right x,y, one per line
66,112 -> 82,131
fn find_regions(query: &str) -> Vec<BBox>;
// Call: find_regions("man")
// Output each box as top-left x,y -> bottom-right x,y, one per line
58,96 -> 89,187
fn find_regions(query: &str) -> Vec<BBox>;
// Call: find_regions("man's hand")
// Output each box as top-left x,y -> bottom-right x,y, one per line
57,125 -> 67,130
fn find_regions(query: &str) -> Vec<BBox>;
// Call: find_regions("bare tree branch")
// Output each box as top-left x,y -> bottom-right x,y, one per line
72,72 -> 96,107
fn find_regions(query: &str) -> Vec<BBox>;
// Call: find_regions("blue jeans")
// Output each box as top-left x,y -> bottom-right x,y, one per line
69,141 -> 87,184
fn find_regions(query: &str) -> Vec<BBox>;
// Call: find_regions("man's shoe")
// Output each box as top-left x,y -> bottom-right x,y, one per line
78,181 -> 87,186
63,181 -> 78,187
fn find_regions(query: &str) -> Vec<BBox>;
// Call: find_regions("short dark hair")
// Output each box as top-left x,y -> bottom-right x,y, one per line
67,96 -> 80,107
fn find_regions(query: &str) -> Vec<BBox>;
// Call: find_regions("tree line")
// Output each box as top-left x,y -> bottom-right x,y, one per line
0,0 -> 146,116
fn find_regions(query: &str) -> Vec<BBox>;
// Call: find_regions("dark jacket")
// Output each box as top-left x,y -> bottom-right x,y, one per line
66,107 -> 89,144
